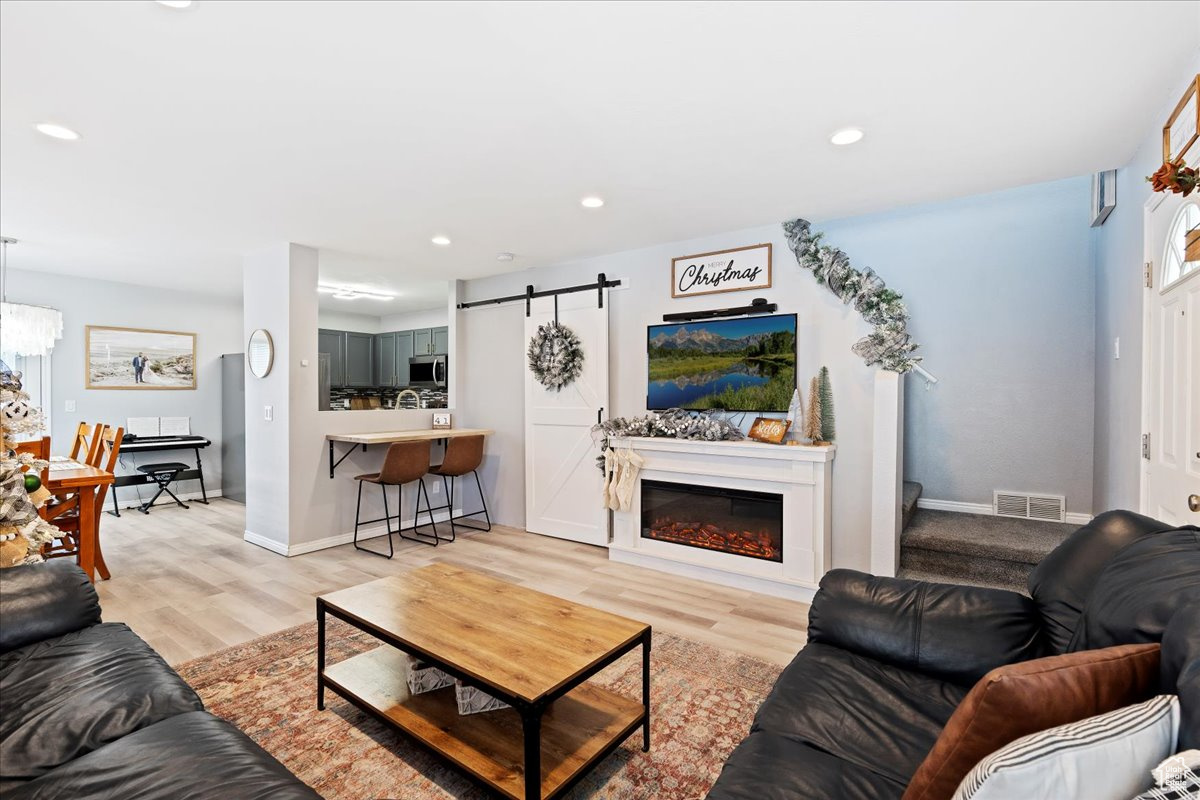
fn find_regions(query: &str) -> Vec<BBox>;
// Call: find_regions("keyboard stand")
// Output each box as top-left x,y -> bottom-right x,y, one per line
109,441 -> 210,516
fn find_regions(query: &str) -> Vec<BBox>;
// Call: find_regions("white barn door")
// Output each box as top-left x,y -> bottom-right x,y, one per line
525,290 -> 610,545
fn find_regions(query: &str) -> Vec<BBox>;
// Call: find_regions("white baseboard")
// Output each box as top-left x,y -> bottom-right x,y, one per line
916,498 -> 1092,526
245,508 -> 456,557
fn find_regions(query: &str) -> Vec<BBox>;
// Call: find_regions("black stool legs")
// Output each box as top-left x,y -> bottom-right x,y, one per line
352,480 -> 394,559
352,479 -> 443,557
425,469 -> 492,542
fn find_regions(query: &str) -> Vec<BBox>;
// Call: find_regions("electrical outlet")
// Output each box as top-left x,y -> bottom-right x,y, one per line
65,400 -> 76,412
1113,337 -> 1120,360
264,405 -> 273,421
430,481 -> 441,495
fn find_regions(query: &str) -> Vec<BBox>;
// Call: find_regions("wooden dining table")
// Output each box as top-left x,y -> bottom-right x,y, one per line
42,464 -> 114,583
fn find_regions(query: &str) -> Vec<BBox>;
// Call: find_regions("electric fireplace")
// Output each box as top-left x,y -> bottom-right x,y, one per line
640,479 -> 783,562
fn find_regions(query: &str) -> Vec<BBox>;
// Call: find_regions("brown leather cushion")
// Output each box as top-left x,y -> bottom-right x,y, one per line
430,435 -> 484,477
901,642 -> 1160,800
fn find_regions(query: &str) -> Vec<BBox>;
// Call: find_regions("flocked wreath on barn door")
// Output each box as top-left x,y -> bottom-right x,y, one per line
527,321 -> 584,390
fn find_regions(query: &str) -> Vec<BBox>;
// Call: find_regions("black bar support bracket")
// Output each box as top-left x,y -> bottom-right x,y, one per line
458,276 -> 622,311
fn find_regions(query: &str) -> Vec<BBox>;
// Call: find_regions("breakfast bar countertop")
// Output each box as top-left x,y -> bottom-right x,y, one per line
326,428 -> 493,445
325,428 -> 494,477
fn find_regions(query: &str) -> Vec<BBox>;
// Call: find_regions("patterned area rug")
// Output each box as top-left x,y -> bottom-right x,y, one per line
176,620 -> 783,799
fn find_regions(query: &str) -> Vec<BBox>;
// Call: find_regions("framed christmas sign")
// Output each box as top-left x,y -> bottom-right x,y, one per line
672,243 -> 772,298
1163,74 -> 1199,164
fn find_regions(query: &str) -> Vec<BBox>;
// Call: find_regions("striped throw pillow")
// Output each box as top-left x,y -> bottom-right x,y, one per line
951,695 -> 1180,800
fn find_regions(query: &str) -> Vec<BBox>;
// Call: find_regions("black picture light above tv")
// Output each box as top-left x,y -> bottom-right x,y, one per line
647,313 -> 797,413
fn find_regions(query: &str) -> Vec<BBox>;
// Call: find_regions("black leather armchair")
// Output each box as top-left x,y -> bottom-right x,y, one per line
706,511 -> 1200,800
0,560 -> 321,799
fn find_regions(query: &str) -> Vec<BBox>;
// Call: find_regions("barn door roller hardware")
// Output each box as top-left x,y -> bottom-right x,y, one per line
456,273 -> 621,317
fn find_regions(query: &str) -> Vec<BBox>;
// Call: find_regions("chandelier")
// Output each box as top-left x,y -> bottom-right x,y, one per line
1,237 -> 63,358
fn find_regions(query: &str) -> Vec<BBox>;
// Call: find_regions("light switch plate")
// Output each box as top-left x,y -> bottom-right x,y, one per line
264,405 -> 273,421
1113,337 -> 1120,360
65,400 -> 76,412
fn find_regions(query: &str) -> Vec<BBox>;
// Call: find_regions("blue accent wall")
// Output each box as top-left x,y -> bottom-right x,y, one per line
819,177 -> 1096,513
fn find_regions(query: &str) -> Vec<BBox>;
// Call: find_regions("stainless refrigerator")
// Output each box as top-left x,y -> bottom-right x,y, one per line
220,353 -> 246,503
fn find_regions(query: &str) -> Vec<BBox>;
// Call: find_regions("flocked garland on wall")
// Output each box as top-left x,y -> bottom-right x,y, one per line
782,218 -> 921,373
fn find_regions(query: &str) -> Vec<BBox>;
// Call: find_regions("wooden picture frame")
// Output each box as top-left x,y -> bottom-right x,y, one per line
671,243 -> 772,299
747,417 -> 790,444
1163,74 -> 1199,164
85,326 -> 197,390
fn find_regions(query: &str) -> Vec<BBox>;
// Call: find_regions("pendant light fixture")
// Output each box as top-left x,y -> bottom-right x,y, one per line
0,238 -> 64,357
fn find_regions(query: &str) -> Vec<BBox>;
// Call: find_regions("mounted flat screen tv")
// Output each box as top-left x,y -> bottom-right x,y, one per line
647,313 -> 797,412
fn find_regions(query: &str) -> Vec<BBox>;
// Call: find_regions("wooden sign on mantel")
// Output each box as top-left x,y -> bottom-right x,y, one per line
672,243 -> 772,298
748,417 -> 790,444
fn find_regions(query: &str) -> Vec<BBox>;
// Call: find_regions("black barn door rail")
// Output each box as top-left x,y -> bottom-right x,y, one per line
456,273 -> 620,316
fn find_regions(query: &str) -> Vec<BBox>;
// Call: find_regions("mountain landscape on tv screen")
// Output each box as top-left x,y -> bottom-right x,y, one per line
647,317 -> 796,412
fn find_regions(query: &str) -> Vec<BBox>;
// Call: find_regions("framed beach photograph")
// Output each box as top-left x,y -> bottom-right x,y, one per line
85,326 -> 196,390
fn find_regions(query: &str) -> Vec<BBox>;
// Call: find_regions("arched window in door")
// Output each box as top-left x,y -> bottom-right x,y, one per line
1162,201 -> 1199,288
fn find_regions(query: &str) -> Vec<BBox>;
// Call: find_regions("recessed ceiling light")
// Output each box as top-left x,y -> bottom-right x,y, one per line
34,123 -> 80,141
496,252 -> 515,262
580,196 -> 605,209
431,235 -> 451,246
156,1 -> 193,8
830,128 -> 864,146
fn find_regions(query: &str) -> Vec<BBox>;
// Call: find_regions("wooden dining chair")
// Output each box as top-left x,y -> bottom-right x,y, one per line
43,425 -> 123,580
68,422 -> 103,465
13,436 -> 51,462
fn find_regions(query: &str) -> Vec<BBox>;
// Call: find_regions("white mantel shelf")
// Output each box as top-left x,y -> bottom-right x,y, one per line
608,436 -> 835,603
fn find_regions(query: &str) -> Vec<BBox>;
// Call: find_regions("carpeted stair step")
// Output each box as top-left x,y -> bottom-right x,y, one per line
902,481 -> 922,531
898,509 -> 1077,595
896,565 -> 1027,594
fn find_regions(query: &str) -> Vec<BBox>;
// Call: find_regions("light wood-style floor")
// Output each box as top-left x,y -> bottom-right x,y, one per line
92,499 -> 810,667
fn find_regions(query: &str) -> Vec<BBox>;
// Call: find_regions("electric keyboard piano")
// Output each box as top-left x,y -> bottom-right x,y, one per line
110,434 -> 212,515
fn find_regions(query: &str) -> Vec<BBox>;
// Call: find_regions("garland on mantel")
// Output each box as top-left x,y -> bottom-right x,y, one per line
782,218 -> 921,373
591,409 -> 744,471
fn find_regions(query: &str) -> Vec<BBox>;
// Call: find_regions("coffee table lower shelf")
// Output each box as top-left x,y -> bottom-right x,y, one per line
323,646 -> 646,800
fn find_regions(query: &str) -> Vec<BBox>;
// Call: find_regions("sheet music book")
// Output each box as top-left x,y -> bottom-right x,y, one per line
160,417 -> 191,436
126,417 -> 160,437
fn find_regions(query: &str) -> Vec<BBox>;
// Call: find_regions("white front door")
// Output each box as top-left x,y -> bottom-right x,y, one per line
1144,195 -> 1200,524
524,290 -> 610,545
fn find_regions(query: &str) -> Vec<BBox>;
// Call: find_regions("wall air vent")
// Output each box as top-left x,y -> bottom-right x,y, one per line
993,491 -> 1066,523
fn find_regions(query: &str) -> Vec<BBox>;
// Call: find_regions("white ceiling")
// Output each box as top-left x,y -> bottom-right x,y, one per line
317,250 -> 447,314
2,1 -> 1197,298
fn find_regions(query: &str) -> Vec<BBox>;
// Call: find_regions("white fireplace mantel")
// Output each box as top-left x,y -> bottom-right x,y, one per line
608,436 -> 834,602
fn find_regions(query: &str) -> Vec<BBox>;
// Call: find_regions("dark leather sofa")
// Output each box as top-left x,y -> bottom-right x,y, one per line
0,560 -> 320,799
707,510 -> 1200,799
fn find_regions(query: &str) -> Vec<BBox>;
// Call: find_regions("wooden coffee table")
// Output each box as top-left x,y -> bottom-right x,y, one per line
316,564 -> 652,800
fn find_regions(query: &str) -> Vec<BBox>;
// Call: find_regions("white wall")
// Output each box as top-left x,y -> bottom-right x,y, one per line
244,245 -> 461,553
1092,61 -> 1200,513
379,307 -> 448,331
460,224 -> 882,571
5,268 -> 241,501
316,309 -> 381,333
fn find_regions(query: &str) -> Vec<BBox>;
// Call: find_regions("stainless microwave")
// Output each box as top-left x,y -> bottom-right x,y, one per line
408,355 -> 446,389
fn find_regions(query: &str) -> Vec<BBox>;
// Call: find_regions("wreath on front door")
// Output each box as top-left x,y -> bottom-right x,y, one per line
527,321 -> 584,390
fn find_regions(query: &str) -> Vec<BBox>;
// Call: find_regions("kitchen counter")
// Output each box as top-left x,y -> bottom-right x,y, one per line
326,428 -> 493,477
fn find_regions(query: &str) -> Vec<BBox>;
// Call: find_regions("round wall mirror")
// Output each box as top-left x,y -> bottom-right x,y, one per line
247,329 -> 274,378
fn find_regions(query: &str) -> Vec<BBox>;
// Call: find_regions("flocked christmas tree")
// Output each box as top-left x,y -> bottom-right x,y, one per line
818,366 -> 836,443
1,363 -> 59,566
804,376 -> 823,443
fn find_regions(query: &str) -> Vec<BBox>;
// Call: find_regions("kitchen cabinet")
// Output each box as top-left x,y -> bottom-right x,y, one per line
411,326 -> 449,356
345,332 -> 374,387
318,329 -> 346,387
431,326 -> 449,355
374,330 -> 414,387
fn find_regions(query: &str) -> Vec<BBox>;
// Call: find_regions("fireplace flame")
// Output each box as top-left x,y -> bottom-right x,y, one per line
646,518 -> 781,562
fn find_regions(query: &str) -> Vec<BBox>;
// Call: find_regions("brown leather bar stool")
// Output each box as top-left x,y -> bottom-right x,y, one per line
424,434 -> 491,542
352,440 -> 440,557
